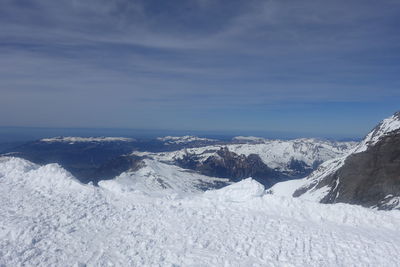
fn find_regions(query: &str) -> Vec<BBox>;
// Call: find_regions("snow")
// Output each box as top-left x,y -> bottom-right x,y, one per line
156,135 -> 217,144
382,197 -> 400,209
267,178 -> 308,197
203,178 -> 265,202
1,156 -> 400,266
99,158 -> 230,197
138,138 -> 356,173
283,156 -> 349,201
376,195 -> 400,210
40,137 -> 135,143
271,111 -> 400,201
353,112 -> 400,153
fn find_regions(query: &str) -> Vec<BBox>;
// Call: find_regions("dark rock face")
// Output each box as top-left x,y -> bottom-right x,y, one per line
297,130 -> 400,209
287,158 -> 315,177
176,147 -> 288,187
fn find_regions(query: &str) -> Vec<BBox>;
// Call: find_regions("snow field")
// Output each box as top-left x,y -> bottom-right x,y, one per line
1,157 -> 400,266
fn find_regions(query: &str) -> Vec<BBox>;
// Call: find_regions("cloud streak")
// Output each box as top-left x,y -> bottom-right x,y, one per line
0,0 -> 400,135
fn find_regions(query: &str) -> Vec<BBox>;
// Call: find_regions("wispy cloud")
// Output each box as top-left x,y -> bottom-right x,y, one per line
0,0 -> 399,134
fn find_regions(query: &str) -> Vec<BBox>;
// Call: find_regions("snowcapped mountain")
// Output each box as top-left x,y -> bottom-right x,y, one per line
1,156 -> 400,266
140,138 -> 356,173
40,136 -> 135,143
134,138 -> 356,186
270,111 -> 400,210
2,135 -> 356,188
157,135 -> 217,145
352,111 -> 400,153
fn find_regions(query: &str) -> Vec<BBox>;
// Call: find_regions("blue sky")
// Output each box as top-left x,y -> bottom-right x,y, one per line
0,0 -> 399,138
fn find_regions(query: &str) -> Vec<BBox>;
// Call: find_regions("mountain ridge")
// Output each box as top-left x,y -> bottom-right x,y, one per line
271,111 -> 400,210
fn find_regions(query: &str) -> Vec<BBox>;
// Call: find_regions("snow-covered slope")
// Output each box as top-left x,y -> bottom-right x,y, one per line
1,156 -> 400,266
0,157 -> 83,192
137,138 -> 356,175
269,155 -> 349,202
353,111 -> 400,153
270,111 -> 400,209
99,159 -> 230,197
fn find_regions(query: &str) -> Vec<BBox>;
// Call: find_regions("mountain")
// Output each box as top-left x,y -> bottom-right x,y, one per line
1,156 -> 400,266
1,137 -> 140,183
176,147 -> 286,187
156,135 -> 218,145
270,111 -> 400,210
136,138 -> 356,187
2,135 -> 355,187
0,136 -> 217,184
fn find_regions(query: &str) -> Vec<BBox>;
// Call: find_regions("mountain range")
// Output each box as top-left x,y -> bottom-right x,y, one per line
1,111 -> 400,266
1,134 -> 355,186
1,111 -> 399,210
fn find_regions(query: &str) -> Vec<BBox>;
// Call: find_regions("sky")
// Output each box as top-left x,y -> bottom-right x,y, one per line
1,0 -> 400,138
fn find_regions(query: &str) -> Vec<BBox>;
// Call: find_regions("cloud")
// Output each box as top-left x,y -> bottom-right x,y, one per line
0,0 -> 399,132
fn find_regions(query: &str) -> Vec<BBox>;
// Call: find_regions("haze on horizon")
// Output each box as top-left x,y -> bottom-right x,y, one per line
1,0 -> 399,138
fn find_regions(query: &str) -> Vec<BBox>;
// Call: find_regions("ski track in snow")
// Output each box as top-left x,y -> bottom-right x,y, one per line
1,157 -> 400,266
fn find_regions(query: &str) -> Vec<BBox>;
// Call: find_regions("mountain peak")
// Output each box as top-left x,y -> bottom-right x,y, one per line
353,111 -> 400,153
281,110 -> 400,209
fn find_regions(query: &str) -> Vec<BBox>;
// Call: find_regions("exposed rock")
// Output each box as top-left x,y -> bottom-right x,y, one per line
293,111 -> 400,210
318,130 -> 400,209
176,147 -> 288,187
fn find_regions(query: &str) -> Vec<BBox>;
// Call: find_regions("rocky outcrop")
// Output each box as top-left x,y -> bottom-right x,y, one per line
312,130 -> 400,209
176,147 -> 288,187
293,111 -> 400,210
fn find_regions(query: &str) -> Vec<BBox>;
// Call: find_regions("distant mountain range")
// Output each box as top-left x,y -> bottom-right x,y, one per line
134,138 -> 356,187
1,111 -> 399,210
1,134 -> 355,187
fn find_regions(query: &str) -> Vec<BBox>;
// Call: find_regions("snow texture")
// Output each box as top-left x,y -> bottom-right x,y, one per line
99,159 -> 230,197
1,156 -> 400,266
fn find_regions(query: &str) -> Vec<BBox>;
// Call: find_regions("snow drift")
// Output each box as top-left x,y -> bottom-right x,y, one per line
1,156 -> 400,266
99,158 -> 230,197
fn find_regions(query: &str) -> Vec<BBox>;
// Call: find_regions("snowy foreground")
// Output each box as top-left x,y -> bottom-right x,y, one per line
1,157 -> 400,266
